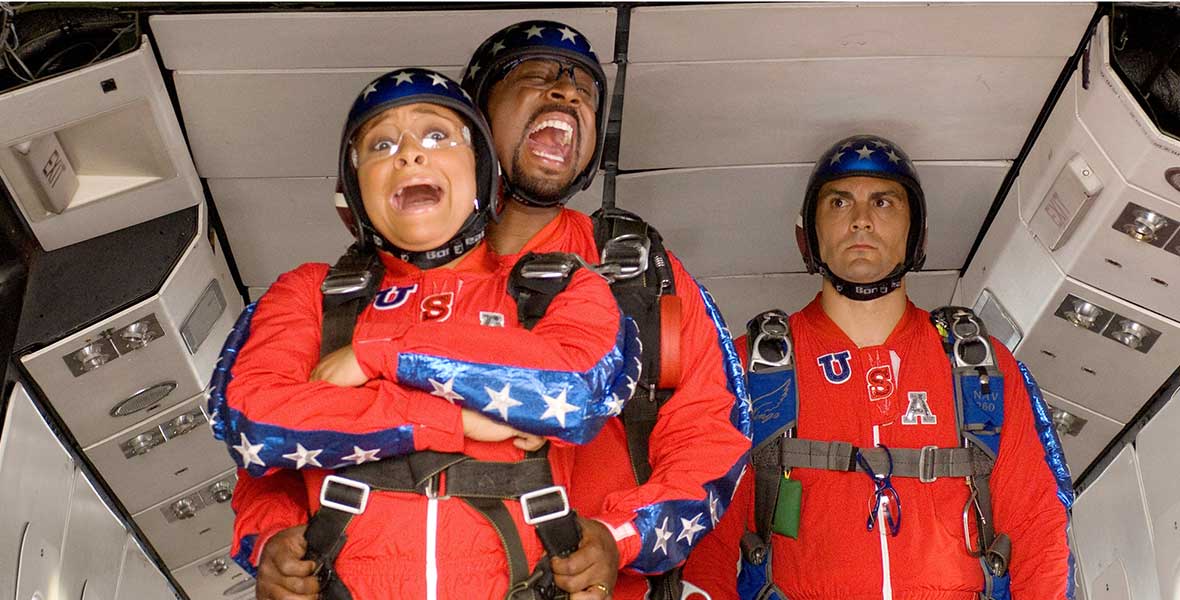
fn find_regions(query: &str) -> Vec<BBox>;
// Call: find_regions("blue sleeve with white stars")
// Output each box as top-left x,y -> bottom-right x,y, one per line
395,314 -> 642,445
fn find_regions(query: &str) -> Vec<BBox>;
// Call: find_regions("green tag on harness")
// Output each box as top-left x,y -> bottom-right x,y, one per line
772,474 -> 802,539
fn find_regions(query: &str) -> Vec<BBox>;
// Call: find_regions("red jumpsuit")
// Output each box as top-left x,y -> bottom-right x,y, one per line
209,244 -> 639,599
681,297 -> 1072,600
226,209 -> 753,600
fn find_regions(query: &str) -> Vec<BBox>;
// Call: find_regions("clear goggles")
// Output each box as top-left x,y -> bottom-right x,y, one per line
351,119 -> 472,168
502,58 -> 601,109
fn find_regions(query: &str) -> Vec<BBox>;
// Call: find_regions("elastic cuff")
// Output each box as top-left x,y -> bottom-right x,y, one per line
592,514 -> 642,567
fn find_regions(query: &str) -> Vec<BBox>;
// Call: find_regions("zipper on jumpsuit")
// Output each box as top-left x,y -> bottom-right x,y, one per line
873,425 -> 894,600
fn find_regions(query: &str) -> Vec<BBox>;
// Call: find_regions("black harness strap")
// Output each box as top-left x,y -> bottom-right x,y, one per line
591,207 -> 677,487
320,243 -> 384,358
508,252 -> 585,330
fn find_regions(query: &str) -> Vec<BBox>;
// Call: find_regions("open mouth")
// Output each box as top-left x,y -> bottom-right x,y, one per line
525,113 -> 576,165
393,182 -> 444,213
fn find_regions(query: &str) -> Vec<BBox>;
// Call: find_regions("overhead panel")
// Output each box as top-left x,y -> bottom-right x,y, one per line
150,9 -> 617,71
1072,445 -> 1161,600
133,469 -> 238,570
0,36 -> 204,250
1016,25 -> 1180,323
620,57 -> 1063,170
629,3 -> 1094,62
614,161 -> 1004,277
699,270 -> 957,331
1039,388 -> 1124,478
172,547 -> 256,600
114,536 -> 176,599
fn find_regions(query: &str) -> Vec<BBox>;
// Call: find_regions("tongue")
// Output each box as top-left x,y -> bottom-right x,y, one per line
528,127 -> 568,154
399,185 -> 441,209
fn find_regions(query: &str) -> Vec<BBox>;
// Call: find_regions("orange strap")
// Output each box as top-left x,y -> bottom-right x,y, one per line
658,295 -> 683,388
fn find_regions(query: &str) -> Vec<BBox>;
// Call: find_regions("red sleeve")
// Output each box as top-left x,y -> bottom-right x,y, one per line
213,264 -> 465,477
352,266 -> 637,445
990,344 -> 1072,599
229,469 -> 308,575
588,253 -> 752,572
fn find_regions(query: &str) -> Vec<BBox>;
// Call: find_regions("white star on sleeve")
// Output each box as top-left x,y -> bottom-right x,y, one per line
233,433 -> 265,468
856,145 -> 875,160
886,149 -> 902,163
282,443 -> 324,469
604,393 -> 625,417
625,375 -> 639,400
362,82 -> 378,100
429,73 -> 449,88
829,151 -> 844,165
558,27 -> 578,42
677,513 -> 706,545
540,388 -> 579,427
491,41 -> 506,55
484,383 -> 523,420
708,491 -> 721,526
525,25 -> 545,39
393,71 -> 414,86
343,445 -> 381,465
839,141 -> 853,151
653,516 -> 673,556
466,62 -> 481,79
429,377 -> 464,404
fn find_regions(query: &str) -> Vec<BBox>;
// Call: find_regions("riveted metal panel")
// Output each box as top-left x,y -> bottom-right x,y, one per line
174,66 -> 616,179
114,536 -> 176,599
59,469 -> 128,600
151,9 -> 616,71
629,3 -> 1094,62
0,384 -> 74,598
1134,387 -> 1180,600
1072,445 -> 1160,600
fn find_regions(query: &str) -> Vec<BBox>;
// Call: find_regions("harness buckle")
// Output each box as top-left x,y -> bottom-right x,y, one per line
949,311 -> 995,368
750,312 -> 793,372
520,485 -> 571,526
599,233 -> 650,281
321,270 -> 372,297
519,255 -> 585,280
918,445 -> 939,483
319,475 -> 370,515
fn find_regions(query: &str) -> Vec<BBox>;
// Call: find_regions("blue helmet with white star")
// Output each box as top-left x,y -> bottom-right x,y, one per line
797,134 -> 927,300
339,68 -> 498,269
462,20 -> 608,207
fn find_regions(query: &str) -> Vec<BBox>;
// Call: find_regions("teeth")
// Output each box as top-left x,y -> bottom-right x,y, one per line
529,119 -> 574,146
533,150 -> 565,163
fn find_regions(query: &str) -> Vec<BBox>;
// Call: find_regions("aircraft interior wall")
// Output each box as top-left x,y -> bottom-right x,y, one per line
0,3 -> 1178,600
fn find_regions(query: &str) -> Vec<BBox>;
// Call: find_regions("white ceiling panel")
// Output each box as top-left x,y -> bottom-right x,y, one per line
620,57 -> 1062,170
614,161 -> 1006,278
209,177 -> 353,288
212,175 -> 604,289
175,65 -> 617,179
629,3 -> 1094,63
699,270 -> 958,331
151,9 -> 616,70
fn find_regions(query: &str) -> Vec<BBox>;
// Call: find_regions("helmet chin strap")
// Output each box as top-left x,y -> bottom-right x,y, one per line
818,262 -> 907,302
365,208 -> 488,270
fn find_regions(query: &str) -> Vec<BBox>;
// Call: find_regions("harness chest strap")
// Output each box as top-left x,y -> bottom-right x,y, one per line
302,449 -> 568,600
778,439 -> 994,482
